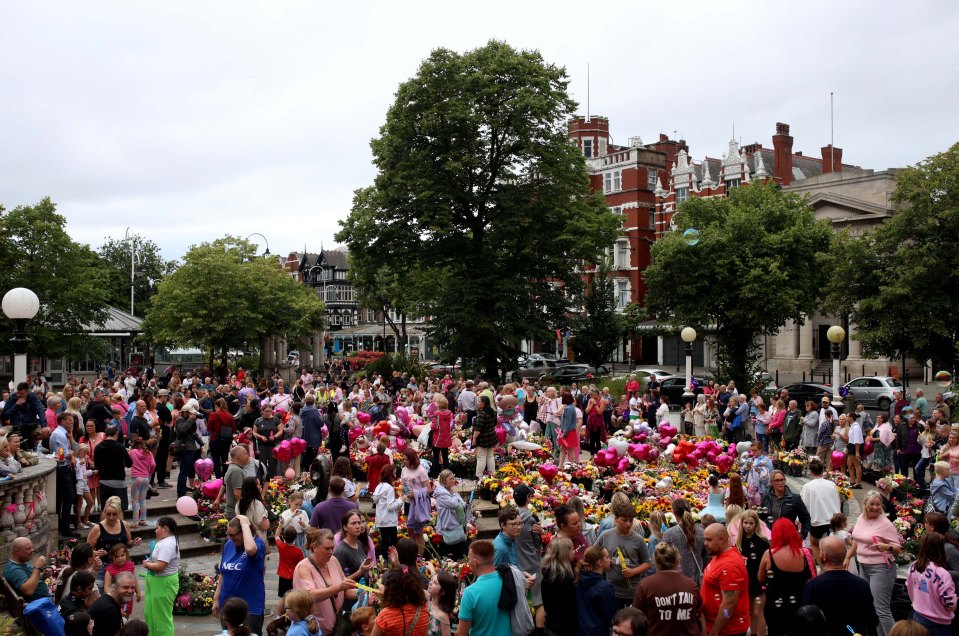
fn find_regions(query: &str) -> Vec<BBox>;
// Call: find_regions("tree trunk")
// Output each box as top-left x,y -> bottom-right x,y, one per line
483,352 -> 499,383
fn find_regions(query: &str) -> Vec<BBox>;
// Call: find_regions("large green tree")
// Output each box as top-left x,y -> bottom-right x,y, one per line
98,234 -> 177,316
142,237 -> 325,369
644,182 -> 834,390
570,260 -> 623,368
336,41 -> 620,378
826,142 -> 959,372
0,198 -> 111,360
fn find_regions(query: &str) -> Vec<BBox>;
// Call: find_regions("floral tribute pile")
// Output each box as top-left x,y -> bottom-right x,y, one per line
173,568 -> 217,615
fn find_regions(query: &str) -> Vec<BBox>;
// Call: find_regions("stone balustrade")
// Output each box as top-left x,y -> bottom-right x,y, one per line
0,458 -> 56,563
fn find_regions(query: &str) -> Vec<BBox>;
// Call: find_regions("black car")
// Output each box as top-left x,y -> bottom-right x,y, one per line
540,364 -> 610,384
779,383 -> 846,414
657,375 -> 708,407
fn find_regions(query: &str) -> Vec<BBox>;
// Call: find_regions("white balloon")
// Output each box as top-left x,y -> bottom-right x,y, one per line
609,438 -> 629,457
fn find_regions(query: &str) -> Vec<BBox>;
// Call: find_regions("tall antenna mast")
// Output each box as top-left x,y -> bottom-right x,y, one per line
830,92 -> 835,171
732,121 -> 735,140
586,63 -> 590,123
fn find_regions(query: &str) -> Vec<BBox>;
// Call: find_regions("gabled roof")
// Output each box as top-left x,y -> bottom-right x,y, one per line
320,249 -> 350,271
85,307 -> 143,334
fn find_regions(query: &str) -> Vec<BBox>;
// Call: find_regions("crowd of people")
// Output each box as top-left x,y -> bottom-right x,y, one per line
0,363 -> 956,636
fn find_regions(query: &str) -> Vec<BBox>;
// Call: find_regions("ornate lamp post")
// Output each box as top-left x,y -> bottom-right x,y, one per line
826,325 -> 846,403
681,327 -> 697,403
245,233 -> 271,257
2,288 -> 40,385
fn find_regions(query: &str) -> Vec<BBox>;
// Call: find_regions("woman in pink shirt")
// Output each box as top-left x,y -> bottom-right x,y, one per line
846,490 -> 903,636
129,437 -> 156,527
907,532 -> 957,636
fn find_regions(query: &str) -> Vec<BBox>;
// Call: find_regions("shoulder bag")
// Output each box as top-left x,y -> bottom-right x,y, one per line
308,558 -> 354,636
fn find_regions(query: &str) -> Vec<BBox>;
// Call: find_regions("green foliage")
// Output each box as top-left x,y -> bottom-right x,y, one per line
336,40 -> 620,379
98,234 -> 177,315
570,260 -> 624,367
644,182 -> 834,390
362,354 -> 427,381
828,143 -> 959,370
0,198 -> 111,360
142,237 -> 325,365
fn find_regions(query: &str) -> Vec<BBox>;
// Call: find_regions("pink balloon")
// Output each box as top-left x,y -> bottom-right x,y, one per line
176,496 -> 198,517
279,439 -> 291,450
357,412 -> 371,425
538,463 -> 559,483
831,451 -> 846,468
284,468 -> 296,480
201,478 -> 223,499
396,407 -> 410,425
647,448 -> 660,461
194,457 -> 214,482
615,457 -> 629,474
864,438 -> 874,455
495,426 -> 507,445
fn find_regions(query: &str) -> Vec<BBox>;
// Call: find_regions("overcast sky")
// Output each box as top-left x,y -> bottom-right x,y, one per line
3,1 -> 957,261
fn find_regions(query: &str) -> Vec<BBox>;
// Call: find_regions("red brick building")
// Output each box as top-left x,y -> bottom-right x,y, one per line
654,122 -> 853,238
568,117 -> 856,365
568,116 -> 671,362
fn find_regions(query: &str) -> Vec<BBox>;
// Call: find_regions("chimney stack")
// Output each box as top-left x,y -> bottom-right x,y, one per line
821,145 -> 843,174
772,122 -> 794,185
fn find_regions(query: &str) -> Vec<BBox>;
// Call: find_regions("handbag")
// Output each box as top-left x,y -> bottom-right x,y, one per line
309,558 -> 354,636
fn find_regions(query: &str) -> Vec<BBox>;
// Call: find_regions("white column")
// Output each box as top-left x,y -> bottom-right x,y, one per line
278,338 -> 288,365
847,321 -> 862,361
798,318 -> 813,360
657,336 -> 665,366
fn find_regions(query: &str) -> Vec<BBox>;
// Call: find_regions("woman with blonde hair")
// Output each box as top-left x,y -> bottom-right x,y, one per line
541,537 -> 577,636
282,589 -> 321,636
737,508 -> 771,636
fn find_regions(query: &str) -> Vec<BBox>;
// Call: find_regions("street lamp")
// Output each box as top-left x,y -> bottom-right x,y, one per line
2,288 -> 40,385
826,325 -> 846,402
124,227 -> 140,315
245,233 -> 271,257
681,327 -> 697,403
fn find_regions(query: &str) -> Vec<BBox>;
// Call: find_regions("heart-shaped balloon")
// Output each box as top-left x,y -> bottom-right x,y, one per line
194,457 -> 214,482
396,407 -> 410,425
647,448 -> 660,461
615,457 -> 629,474
201,478 -> 223,499
864,438 -> 874,456
357,412 -> 371,425
539,463 -> 559,483
609,438 -> 629,457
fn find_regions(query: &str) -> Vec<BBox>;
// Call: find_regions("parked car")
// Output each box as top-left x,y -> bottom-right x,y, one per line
540,364 -> 610,384
656,374 -> 708,407
633,368 -> 670,382
427,361 -> 462,376
511,359 -> 559,383
531,352 -> 571,366
844,376 -> 908,411
779,383 -> 846,414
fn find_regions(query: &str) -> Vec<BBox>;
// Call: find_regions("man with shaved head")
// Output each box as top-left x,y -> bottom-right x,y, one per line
3,537 -> 49,602
700,523 -> 749,636
801,536 -> 877,636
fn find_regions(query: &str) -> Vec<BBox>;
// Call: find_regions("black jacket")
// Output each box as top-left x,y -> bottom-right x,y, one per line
761,486 -> 811,538
93,438 -> 132,481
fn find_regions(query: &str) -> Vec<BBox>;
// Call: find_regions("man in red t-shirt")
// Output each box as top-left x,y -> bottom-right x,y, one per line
700,524 -> 750,636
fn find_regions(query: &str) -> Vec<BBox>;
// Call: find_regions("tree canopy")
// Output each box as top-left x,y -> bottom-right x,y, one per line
98,234 -> 177,316
142,237 -> 325,365
570,261 -> 624,368
0,198 -> 111,360
826,142 -> 959,372
336,40 -> 620,378
643,182 -> 834,390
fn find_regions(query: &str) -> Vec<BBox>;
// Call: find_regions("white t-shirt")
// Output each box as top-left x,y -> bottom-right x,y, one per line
800,477 -> 842,527
629,397 -> 642,417
343,478 -> 357,500
280,509 -> 310,536
848,422 -> 865,445
151,535 -> 180,576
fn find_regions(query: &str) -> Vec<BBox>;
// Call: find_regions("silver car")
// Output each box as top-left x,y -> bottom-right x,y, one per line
844,376 -> 908,411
